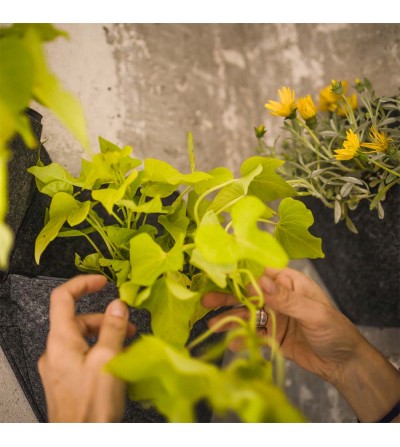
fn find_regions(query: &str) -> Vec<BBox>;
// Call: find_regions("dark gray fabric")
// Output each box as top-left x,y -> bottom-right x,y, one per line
302,185 -> 400,327
0,275 -> 164,422
6,109 -> 45,235
0,274 -> 217,422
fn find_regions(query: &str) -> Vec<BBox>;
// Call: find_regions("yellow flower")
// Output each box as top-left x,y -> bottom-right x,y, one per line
265,87 -> 296,118
297,95 -> 317,121
334,129 -> 361,160
319,80 -> 349,112
361,127 -> 392,153
337,93 -> 358,117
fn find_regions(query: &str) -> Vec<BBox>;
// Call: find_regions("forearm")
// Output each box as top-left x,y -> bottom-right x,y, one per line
334,340 -> 400,422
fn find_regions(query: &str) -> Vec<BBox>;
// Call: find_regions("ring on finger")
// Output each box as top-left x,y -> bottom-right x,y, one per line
256,308 -> 268,328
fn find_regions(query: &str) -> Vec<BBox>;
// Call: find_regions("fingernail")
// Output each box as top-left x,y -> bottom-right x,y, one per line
260,276 -> 276,295
107,300 -> 127,318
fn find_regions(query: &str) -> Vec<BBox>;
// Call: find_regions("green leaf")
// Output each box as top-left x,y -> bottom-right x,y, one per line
119,281 -> 142,307
0,222 -> 14,270
195,211 -> 239,264
0,37 -> 34,113
231,196 -> 289,268
75,253 -> 102,274
129,233 -> 184,286
274,197 -> 324,259
106,335 -> 303,423
35,215 -> 66,264
194,167 -> 234,196
0,24 -> 68,42
35,192 -> 91,263
241,156 -> 295,201
187,190 -> 211,222
196,199 -> 288,269
25,28 -> 89,150
190,248 -> 234,289
208,164 -> 263,214
158,203 -> 189,243
117,196 -> 166,214
105,335 -> 218,422
209,358 -> 305,423
138,275 -> 201,346
143,158 -> 211,186
0,37 -> 36,148
92,171 -> 138,214
99,258 -> 130,286
27,163 -> 81,197
58,227 -> 96,238
105,226 -> 137,247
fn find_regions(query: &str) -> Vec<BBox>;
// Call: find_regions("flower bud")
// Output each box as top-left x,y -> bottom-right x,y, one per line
331,79 -> 344,95
254,125 -> 267,139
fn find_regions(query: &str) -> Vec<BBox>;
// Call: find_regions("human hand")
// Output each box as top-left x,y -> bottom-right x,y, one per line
38,275 -> 136,422
203,267 -> 367,385
203,267 -> 400,422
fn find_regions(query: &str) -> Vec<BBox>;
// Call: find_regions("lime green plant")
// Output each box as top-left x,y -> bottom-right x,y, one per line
0,23 -> 89,269
259,78 -> 400,233
29,133 -> 324,422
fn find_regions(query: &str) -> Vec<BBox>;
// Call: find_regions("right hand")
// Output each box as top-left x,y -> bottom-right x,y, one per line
202,267 -> 367,386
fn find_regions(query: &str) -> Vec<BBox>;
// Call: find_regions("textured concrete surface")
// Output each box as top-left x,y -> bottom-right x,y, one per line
1,23 -> 399,423
33,24 -> 400,176
0,346 -> 37,422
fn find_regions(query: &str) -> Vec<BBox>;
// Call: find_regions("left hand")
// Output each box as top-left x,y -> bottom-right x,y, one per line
38,275 -> 136,422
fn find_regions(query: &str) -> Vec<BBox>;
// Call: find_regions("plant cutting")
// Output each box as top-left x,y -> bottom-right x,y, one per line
29,133 -> 324,422
258,78 -> 400,233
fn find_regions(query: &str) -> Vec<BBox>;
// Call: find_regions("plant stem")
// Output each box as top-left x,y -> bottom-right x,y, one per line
83,234 -> 103,255
194,178 -> 236,224
369,159 -> 400,178
187,315 -> 246,351
87,213 -> 118,258
111,211 -> 125,226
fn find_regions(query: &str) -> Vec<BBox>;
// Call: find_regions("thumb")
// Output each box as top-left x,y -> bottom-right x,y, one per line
259,275 -> 307,321
96,300 -> 130,355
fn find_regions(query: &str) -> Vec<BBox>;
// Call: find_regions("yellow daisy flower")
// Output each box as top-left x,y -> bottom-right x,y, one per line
319,80 -> 349,112
297,95 -> 317,121
334,129 -> 361,160
361,127 -> 392,153
265,87 -> 296,118
337,93 -> 358,117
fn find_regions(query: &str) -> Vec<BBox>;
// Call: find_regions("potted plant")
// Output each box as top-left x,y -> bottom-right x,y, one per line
259,78 -> 400,326
29,132 -> 325,422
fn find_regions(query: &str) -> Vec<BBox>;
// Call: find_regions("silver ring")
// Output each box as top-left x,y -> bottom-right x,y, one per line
256,308 -> 268,328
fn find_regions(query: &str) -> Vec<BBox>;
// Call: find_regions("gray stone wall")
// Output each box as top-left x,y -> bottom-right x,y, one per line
35,23 -> 400,176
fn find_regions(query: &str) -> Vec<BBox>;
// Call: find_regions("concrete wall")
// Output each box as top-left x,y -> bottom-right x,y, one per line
34,23 -> 400,176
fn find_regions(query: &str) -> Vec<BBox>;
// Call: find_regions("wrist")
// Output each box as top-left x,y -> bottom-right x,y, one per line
333,338 -> 400,422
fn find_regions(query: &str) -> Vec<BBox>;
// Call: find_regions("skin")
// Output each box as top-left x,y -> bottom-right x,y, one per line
202,267 -> 400,423
39,269 -> 399,422
38,274 -> 136,422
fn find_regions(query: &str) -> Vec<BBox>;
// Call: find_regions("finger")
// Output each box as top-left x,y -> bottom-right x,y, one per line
76,313 -> 136,339
96,300 -> 131,353
49,275 -> 107,330
201,291 -> 239,309
259,276 -> 307,321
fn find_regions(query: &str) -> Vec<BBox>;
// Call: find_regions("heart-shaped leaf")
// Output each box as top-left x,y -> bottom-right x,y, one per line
129,233 -> 184,286
274,197 -> 324,259
241,156 -> 295,201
